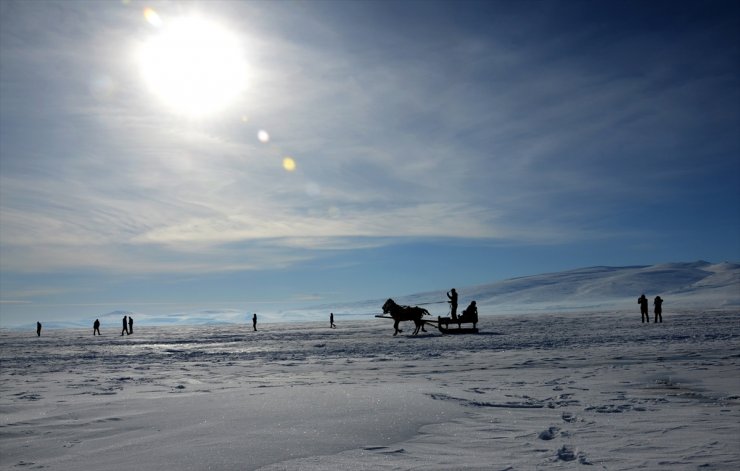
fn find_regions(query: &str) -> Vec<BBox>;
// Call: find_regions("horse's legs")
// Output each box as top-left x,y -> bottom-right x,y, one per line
418,319 -> 427,334
393,320 -> 401,336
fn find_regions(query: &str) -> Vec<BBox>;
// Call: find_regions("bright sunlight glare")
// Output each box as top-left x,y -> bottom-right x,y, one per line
137,14 -> 247,118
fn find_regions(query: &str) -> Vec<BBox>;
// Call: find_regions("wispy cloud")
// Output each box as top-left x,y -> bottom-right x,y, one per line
3,0 -> 736,275
2,1 -> 738,325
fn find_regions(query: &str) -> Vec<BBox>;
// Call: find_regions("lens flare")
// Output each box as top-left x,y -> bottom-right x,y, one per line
282,157 -> 296,172
89,74 -> 115,100
143,8 -> 162,27
258,130 -> 270,143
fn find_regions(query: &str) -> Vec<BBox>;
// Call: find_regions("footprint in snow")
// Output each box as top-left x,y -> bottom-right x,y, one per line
557,445 -> 577,461
539,426 -> 560,440
561,411 -> 577,422
556,444 -> 592,464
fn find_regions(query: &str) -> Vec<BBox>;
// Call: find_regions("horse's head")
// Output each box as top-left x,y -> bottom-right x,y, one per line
382,298 -> 394,313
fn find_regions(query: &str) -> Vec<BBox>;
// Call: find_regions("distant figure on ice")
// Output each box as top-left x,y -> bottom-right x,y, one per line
128,316 -> 133,335
638,294 -> 649,323
252,313 -> 257,331
653,296 -> 664,323
447,288 -> 458,320
330,312 -> 336,328
121,315 -> 128,336
36,321 -> 42,337
93,319 -> 101,335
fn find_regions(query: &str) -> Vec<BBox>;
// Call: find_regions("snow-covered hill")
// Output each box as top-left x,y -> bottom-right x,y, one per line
326,260 -> 740,318
457,260 -> 740,313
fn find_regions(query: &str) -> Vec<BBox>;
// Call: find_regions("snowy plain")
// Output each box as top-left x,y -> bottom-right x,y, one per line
1,309 -> 739,470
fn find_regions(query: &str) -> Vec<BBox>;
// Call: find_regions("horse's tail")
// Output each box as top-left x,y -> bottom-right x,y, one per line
421,308 -> 431,317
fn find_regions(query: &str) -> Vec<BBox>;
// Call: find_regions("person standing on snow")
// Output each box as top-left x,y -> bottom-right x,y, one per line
653,296 -> 664,323
638,294 -> 649,323
447,288 -> 458,320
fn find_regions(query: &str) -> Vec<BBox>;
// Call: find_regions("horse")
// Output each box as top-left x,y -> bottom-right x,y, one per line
382,298 -> 430,336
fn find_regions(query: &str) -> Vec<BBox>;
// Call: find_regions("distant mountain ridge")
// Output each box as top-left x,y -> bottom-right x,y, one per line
386,260 -> 740,315
7,261 -> 738,329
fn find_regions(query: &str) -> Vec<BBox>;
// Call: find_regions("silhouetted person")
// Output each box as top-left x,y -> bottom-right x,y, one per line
93,319 -> 101,335
330,312 -> 336,328
654,296 -> 663,323
252,313 -> 257,331
36,321 -> 42,337
447,288 -> 458,320
638,294 -> 649,323
460,300 -> 478,328
461,300 -> 477,318
128,316 -> 133,335
121,315 -> 128,336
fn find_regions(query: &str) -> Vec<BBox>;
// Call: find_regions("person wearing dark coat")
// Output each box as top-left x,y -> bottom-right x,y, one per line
128,316 -> 133,335
330,312 -> 336,328
447,288 -> 458,320
461,301 -> 478,322
36,321 -> 42,337
93,319 -> 101,335
653,296 -> 664,323
638,294 -> 649,323
252,313 -> 257,331
121,315 -> 128,336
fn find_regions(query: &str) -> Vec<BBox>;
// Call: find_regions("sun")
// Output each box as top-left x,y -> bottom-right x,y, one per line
137,14 -> 248,118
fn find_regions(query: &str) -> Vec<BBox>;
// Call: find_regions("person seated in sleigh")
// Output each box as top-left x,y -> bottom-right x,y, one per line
459,301 -> 478,323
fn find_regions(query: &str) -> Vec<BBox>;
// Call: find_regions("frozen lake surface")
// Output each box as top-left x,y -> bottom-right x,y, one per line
1,311 -> 739,470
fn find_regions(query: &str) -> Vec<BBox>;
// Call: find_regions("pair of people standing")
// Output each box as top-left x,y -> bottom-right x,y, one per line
638,294 -> 663,323
121,315 -> 133,335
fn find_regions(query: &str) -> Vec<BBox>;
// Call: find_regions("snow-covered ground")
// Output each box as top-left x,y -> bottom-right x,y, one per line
2,310 -> 738,470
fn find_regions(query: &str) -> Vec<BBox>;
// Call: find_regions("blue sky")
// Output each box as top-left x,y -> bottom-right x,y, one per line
1,0 -> 738,326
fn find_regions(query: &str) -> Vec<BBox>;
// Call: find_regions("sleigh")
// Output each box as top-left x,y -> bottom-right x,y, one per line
376,298 -> 480,335
433,313 -> 479,334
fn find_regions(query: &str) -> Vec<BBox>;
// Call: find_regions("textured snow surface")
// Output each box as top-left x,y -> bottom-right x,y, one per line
1,310 -> 739,470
